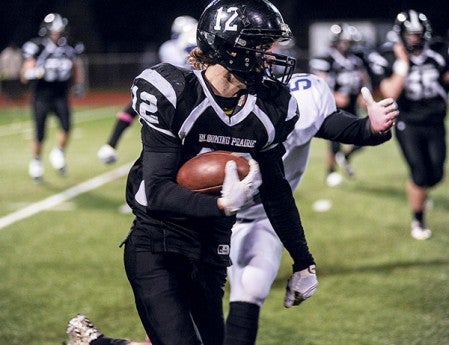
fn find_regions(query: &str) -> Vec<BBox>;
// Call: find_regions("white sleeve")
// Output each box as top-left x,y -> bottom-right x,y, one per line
280,73 -> 337,191
286,73 -> 337,147
158,40 -> 190,68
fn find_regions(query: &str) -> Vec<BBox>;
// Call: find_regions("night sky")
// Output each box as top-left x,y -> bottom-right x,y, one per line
2,0 -> 449,53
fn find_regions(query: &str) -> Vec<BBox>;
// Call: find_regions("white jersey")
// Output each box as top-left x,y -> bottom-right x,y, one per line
237,73 -> 337,220
158,39 -> 193,69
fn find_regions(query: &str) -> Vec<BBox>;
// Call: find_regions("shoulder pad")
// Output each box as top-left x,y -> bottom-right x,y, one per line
136,63 -> 189,96
257,79 -> 289,100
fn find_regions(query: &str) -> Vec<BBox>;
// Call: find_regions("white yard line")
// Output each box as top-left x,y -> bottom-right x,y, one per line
0,163 -> 132,230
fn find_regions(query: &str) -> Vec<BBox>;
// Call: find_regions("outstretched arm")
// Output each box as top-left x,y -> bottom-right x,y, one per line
315,87 -> 399,145
361,87 -> 399,134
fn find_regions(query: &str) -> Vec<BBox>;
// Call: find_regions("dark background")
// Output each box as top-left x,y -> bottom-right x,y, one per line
2,0 -> 449,53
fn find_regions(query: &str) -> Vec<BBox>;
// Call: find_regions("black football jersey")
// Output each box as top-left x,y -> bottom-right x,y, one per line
309,48 -> 367,113
22,36 -> 79,93
125,63 -> 306,267
368,45 -> 449,124
131,63 -> 298,160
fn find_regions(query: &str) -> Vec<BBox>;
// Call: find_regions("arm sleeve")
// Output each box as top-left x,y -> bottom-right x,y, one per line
315,109 -> 391,145
257,145 -> 315,271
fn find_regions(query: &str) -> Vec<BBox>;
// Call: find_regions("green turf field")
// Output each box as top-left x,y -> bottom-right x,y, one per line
0,103 -> 448,344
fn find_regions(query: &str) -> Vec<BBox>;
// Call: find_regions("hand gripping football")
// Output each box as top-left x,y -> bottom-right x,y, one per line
176,151 -> 250,195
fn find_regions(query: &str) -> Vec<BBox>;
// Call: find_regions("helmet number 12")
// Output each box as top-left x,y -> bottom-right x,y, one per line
214,7 -> 238,32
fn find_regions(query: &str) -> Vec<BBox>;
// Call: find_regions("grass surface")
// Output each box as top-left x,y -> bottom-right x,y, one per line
0,103 -> 448,344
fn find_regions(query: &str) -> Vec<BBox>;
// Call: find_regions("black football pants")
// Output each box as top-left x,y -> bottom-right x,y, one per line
124,236 -> 227,345
32,92 -> 71,142
395,121 -> 446,187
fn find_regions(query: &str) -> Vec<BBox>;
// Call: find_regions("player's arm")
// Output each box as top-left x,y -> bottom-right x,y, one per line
140,124 -> 223,218
72,55 -> 86,96
256,144 -> 315,271
315,88 -> 398,145
378,43 -> 409,99
20,41 -> 44,84
20,57 -> 43,84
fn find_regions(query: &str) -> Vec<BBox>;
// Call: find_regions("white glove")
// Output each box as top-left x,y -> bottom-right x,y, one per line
220,158 -> 262,216
284,265 -> 318,308
24,66 -> 45,80
361,87 -> 399,134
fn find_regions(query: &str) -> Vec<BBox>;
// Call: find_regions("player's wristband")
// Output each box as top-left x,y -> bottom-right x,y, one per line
392,60 -> 409,77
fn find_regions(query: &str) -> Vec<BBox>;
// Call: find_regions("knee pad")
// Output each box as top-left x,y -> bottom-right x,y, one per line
230,260 -> 279,306
241,265 -> 273,305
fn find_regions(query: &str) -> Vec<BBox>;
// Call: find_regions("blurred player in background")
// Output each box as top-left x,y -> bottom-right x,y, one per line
0,43 -> 24,101
368,10 -> 449,240
309,23 -> 371,186
158,15 -> 198,68
97,16 -> 197,165
21,13 -> 85,181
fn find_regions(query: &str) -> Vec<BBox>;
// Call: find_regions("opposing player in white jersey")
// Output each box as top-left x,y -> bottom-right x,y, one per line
224,72 -> 399,345
158,15 -> 198,69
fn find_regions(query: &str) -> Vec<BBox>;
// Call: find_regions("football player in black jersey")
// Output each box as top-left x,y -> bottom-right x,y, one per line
66,5 -> 401,342
21,13 -> 85,181
309,23 -> 371,186
117,1 -> 316,344
64,80 -> 399,345
368,10 -> 449,240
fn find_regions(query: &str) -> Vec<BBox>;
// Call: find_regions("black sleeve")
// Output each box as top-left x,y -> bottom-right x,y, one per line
256,145 -> 315,272
315,109 -> 391,145
141,125 -> 222,218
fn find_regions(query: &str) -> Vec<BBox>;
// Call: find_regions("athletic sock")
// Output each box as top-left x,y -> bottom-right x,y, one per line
413,211 -> 425,226
224,301 -> 260,345
108,120 -> 131,148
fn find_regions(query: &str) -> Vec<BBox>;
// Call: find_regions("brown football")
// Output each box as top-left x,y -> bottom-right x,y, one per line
176,151 -> 250,195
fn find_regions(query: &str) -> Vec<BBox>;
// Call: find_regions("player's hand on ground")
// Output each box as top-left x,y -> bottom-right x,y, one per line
361,87 -> 399,134
219,159 -> 261,216
284,265 -> 318,308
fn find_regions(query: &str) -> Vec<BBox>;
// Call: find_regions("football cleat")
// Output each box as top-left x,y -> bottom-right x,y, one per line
66,314 -> 103,345
284,265 -> 318,308
326,171 -> 342,187
97,144 -> 117,164
49,147 -> 67,174
411,221 -> 432,240
29,158 -> 44,181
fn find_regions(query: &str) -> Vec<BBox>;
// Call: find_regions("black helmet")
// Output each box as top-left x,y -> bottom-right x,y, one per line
196,0 -> 296,86
38,13 -> 68,37
393,9 -> 432,52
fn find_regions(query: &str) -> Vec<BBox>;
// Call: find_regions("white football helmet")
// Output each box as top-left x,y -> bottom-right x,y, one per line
38,13 -> 68,37
171,15 -> 198,40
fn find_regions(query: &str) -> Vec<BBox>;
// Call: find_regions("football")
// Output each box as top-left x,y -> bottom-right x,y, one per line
176,151 -> 250,195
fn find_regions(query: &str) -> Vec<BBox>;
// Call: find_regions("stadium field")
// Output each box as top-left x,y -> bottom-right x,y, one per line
0,93 -> 448,344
